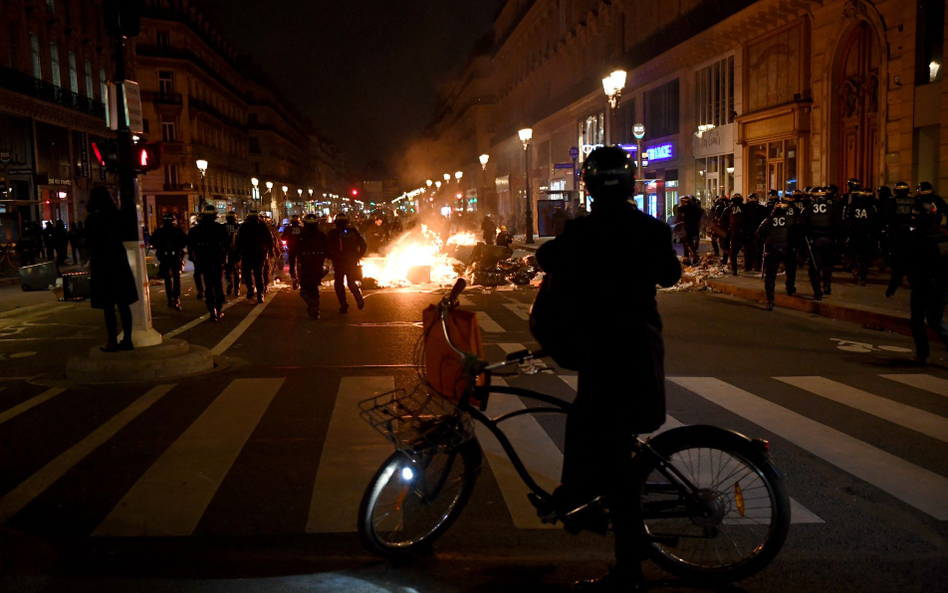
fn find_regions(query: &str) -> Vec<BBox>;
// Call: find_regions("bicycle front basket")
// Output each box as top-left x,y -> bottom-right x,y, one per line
359,384 -> 474,453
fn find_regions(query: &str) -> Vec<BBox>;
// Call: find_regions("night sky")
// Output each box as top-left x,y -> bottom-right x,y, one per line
209,0 -> 504,175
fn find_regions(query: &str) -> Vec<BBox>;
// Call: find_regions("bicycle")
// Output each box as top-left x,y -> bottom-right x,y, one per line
358,279 -> 791,583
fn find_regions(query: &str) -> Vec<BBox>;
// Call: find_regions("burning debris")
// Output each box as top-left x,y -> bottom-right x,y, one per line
360,225 -> 464,288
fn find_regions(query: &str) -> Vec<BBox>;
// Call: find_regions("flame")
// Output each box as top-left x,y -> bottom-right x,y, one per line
446,231 -> 478,247
360,224 -> 463,287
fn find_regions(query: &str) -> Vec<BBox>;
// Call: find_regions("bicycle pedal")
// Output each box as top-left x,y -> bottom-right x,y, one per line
527,492 -> 556,521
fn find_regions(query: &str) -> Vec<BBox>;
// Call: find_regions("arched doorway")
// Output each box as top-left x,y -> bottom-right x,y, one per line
836,21 -> 880,188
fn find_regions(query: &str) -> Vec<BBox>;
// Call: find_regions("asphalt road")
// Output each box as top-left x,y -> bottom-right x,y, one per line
0,270 -> 946,593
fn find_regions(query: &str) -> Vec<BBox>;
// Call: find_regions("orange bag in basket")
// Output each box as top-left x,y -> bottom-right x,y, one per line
422,305 -> 485,402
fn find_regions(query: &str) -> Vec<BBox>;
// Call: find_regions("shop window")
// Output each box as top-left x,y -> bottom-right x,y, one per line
915,0 -> 945,84
49,41 -> 61,86
645,79 -> 679,140
68,51 -> 78,93
749,139 -> 797,196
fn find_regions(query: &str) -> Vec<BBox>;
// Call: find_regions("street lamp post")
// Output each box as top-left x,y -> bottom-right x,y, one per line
281,185 -> 288,222
196,159 -> 208,212
455,171 -> 463,210
479,154 -> 489,214
265,181 -> 273,217
602,70 -> 627,145
633,123 -> 646,206
519,127 -> 534,244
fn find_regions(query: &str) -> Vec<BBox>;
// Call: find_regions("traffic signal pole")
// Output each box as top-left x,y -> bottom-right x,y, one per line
112,31 -> 161,348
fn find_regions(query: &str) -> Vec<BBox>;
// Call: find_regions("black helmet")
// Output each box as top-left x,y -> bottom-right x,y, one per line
303,213 -> 318,224
812,187 -> 828,197
747,193 -> 760,202
226,210 -> 237,219
877,186 -> 892,200
731,194 -> 743,203
582,146 -> 635,202
894,181 -> 910,194
291,214 -> 300,221
917,181 -> 934,195
202,205 -> 217,218
847,178 -> 861,191
767,189 -> 779,198
334,215 -> 349,228
247,209 -> 259,218
827,184 -> 840,196
162,212 -> 175,223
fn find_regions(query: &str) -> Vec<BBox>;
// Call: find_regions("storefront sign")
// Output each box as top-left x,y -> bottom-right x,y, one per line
122,81 -> 144,134
645,143 -> 675,162
744,113 -> 794,142
553,163 -> 574,169
692,123 -> 735,158
582,143 -> 638,156
0,150 -> 10,164
8,168 -> 32,175
78,133 -> 90,178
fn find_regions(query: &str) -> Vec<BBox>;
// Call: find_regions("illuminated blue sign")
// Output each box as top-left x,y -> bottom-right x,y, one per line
646,143 -> 674,162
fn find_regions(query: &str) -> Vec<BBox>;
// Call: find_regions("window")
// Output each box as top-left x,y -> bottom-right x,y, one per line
695,57 -> 735,129
68,51 -> 78,92
7,24 -> 20,70
164,164 -> 178,186
161,117 -> 176,142
916,0 -> 945,84
46,0 -> 55,13
99,67 -> 109,127
645,79 -> 679,140
84,59 -> 93,97
30,34 -> 42,78
156,30 -> 170,50
747,21 -> 804,112
749,139 -> 798,196
49,42 -> 61,86
158,70 -> 174,95
248,113 -> 258,126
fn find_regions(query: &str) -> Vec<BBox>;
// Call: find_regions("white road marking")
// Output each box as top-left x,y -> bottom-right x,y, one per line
164,299 -> 242,339
562,376 -> 822,524
671,377 -> 948,520
503,303 -> 530,321
0,385 -> 175,524
458,295 -> 475,307
497,342 -> 547,369
306,376 -> 394,533
474,377 -> 561,529
209,293 -> 277,355
881,374 -> 948,398
477,312 -> 504,333
777,376 -> 948,443
0,388 -> 65,425
93,378 -> 284,536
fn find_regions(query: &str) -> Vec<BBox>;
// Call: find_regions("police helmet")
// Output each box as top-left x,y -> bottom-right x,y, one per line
226,210 -> 237,218
894,181 -> 910,195
827,184 -> 840,196
202,205 -> 218,218
303,213 -> 318,224
162,212 -> 175,223
334,215 -> 349,228
247,209 -> 260,218
291,214 -> 300,221
877,186 -> 892,200
812,187 -> 828,197
917,181 -> 934,195
747,193 -> 760,202
768,189 -> 779,198
731,194 -> 744,203
582,146 -> 635,202
847,178 -> 861,191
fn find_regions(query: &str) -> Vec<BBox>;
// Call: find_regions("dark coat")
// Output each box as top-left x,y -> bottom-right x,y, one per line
187,218 -> 229,272
298,225 -> 329,286
85,209 -> 139,309
536,200 -> 681,433
327,226 -> 367,262
236,218 -> 274,262
150,223 -> 188,267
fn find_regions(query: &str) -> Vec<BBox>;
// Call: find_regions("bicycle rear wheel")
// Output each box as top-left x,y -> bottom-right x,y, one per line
358,441 -> 481,558
636,425 -> 790,582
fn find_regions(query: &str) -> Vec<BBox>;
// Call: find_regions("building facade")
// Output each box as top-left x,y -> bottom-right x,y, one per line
0,0 -> 115,242
411,0 -> 947,237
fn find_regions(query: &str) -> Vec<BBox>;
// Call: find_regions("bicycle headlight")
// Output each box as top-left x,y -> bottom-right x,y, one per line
401,466 -> 415,481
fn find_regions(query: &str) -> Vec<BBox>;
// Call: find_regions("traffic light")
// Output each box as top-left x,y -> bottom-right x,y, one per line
351,189 -> 359,197
133,140 -> 162,173
91,139 -> 119,174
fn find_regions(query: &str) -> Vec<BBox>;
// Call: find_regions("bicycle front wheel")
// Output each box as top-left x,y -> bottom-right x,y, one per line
636,425 -> 790,582
358,441 -> 481,558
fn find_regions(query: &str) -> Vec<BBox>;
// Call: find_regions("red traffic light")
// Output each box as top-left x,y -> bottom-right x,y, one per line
91,139 -> 119,173
351,189 -> 359,197
133,141 -> 162,173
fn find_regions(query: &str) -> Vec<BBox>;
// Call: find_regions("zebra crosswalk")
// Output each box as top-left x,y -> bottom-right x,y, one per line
0,365 -> 946,538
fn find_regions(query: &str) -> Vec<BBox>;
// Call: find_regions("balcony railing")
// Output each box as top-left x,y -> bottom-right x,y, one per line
0,65 -> 106,119
163,183 -> 194,192
143,91 -> 183,105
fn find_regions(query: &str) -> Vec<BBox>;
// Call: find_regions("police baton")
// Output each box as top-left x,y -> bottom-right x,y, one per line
803,235 -> 819,271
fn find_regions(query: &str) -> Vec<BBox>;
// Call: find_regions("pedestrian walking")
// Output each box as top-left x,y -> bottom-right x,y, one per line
150,212 -> 187,310
188,213 -> 205,299
298,213 -> 329,319
236,210 -> 273,303
709,194 -> 729,260
187,205 -> 229,321
327,215 -> 366,313
534,146 -> 681,591
552,205 -> 569,237
85,186 -> 137,352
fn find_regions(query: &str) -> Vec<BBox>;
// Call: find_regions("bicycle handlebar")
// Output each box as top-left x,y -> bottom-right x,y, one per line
448,278 -> 467,303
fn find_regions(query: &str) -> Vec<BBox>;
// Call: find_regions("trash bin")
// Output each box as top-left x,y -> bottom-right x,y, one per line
18,261 -> 57,291
62,271 -> 91,301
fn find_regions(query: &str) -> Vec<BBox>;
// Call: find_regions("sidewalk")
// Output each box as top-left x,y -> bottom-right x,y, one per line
511,235 -> 554,253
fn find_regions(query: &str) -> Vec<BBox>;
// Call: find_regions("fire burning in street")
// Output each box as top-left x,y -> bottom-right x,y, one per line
360,225 -> 465,288
445,231 -> 478,247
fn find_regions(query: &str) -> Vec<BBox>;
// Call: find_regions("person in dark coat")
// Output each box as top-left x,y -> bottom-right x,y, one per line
85,186 -> 138,352
481,214 -> 497,245
551,205 -> 570,237
188,205 -> 229,320
281,215 -> 304,289
298,213 -> 329,318
535,146 -> 681,591
236,210 -> 273,303
68,222 -> 82,265
223,211 -> 241,296
327,215 -> 367,313
150,212 -> 188,310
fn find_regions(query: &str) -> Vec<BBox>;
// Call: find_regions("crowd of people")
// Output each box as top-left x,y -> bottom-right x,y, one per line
14,219 -> 88,267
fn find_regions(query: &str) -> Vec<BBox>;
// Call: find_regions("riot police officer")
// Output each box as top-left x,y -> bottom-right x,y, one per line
281,214 -> 304,290
189,213 -> 205,300
709,194 -> 729,259
807,187 -> 838,297
765,189 -> 780,215
150,212 -> 187,310
236,210 -> 273,303
327,215 -> 367,313
915,181 -> 948,218
744,193 -> 766,271
223,211 -> 241,297
885,182 -> 915,295
758,193 -> 801,310
187,205 -> 229,321
723,194 -> 751,275
298,213 -> 329,318
845,187 -> 879,285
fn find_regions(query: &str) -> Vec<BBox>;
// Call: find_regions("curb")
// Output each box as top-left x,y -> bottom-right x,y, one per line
64,338 -> 215,384
704,279 -> 914,336
0,277 -> 19,287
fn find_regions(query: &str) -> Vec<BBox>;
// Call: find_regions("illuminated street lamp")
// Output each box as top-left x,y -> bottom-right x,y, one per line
426,179 -> 433,187
196,159 -> 208,211
479,154 -> 489,171
251,177 -> 259,201
478,154 -> 490,214
455,171 -> 463,181
435,180 -> 441,189
602,69 -> 627,144
443,173 -> 451,182
518,127 -> 534,244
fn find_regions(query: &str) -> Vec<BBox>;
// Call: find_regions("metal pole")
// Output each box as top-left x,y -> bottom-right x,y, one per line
524,144 -> 534,244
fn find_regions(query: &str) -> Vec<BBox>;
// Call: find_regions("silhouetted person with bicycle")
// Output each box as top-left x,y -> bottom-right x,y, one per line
535,146 -> 681,591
